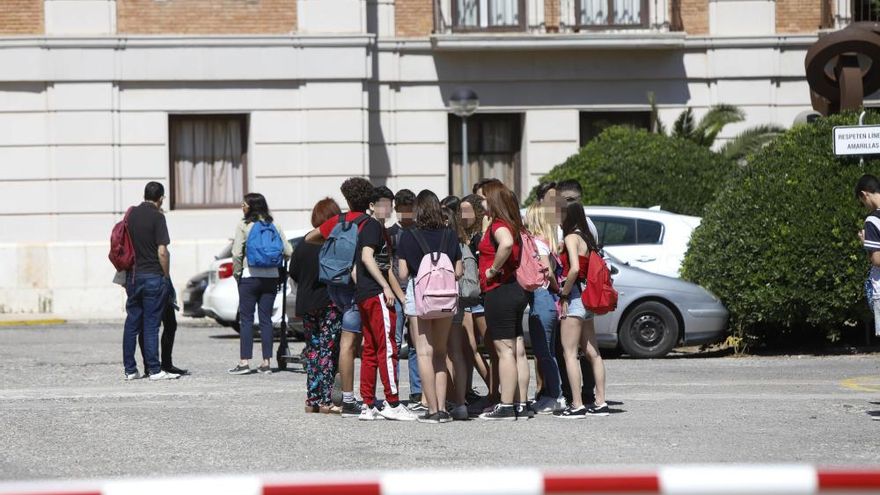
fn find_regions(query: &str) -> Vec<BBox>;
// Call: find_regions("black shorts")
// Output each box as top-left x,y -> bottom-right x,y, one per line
484,281 -> 529,341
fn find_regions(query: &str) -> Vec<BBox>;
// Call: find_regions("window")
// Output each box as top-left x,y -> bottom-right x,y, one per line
449,114 -> 522,198
579,111 -> 651,147
452,0 -> 526,31
576,0 -> 648,28
637,219 -> 664,244
853,0 -> 880,21
593,216 -> 636,246
169,114 -> 248,210
592,216 -> 664,246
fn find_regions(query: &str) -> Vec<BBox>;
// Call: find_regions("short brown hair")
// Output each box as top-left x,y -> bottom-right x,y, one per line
311,197 -> 342,228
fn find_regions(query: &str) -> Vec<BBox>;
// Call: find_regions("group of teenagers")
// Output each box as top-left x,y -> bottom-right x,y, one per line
230,176 -> 610,423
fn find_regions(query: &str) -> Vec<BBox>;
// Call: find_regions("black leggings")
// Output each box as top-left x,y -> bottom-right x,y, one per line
483,281 -> 528,340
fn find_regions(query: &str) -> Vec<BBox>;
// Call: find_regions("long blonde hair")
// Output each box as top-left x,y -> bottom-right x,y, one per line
525,203 -> 559,255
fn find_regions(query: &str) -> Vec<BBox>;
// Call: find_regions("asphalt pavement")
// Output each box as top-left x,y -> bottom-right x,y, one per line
1,320 -> 879,481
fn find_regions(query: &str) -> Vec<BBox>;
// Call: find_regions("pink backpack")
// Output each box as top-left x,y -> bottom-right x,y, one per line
412,229 -> 459,319
516,230 -> 550,292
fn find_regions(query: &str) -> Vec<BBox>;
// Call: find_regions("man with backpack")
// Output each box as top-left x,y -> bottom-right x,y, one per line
305,177 -> 374,418
118,182 -> 179,381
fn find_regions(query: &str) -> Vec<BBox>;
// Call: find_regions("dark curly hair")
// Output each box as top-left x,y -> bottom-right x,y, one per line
340,177 -> 374,212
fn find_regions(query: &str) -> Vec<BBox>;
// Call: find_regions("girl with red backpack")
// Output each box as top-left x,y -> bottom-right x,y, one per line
477,181 -> 531,421
397,190 -> 463,424
555,202 -> 609,418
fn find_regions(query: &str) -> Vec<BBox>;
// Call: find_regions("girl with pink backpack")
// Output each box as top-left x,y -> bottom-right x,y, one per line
396,190 -> 463,424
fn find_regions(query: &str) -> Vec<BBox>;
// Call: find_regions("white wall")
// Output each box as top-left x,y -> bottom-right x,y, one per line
0,34 -> 817,316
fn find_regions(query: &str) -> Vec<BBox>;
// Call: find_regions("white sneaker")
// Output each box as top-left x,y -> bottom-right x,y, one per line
532,396 -> 558,415
358,404 -> 378,421
149,370 -> 180,381
379,404 -> 418,421
450,404 -> 469,420
554,397 -> 568,413
124,372 -> 140,381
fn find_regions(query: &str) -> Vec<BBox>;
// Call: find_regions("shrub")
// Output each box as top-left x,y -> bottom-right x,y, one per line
527,126 -> 734,216
681,112 -> 880,347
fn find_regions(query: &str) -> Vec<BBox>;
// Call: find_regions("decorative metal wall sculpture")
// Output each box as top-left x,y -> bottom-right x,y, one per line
805,22 -> 880,115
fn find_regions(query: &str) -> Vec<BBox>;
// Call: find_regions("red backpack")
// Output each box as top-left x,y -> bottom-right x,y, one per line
109,207 -> 136,272
580,234 -> 618,315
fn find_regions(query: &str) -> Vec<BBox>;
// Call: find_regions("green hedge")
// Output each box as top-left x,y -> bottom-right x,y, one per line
681,112 -> 880,346
528,126 -> 734,217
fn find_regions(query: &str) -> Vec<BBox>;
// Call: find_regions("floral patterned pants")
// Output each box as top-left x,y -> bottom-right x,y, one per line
303,304 -> 342,407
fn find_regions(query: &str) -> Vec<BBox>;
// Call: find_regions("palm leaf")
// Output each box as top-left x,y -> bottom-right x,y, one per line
695,104 -> 745,147
719,124 -> 785,162
672,108 -> 695,140
647,92 -> 666,135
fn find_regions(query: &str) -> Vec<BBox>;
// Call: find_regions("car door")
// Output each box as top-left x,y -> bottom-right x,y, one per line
591,216 -> 665,274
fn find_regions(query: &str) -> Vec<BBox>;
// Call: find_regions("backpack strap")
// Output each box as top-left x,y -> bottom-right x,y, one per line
411,229 -> 441,265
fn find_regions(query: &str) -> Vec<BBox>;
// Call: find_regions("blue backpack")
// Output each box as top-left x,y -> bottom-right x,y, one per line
319,214 -> 368,286
246,221 -> 285,268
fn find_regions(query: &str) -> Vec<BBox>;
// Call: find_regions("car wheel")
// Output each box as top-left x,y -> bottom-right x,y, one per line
231,320 -> 240,333
618,301 -> 679,358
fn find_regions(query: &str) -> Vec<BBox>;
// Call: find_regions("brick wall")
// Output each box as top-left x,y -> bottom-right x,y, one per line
678,0 -> 708,34
117,0 -> 297,34
776,0 -> 821,33
396,0 -> 433,37
0,0 -> 44,35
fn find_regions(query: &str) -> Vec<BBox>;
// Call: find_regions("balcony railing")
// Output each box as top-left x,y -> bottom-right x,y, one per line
449,0 -> 528,32
434,0 -> 668,33
825,0 -> 880,29
572,0 -> 649,29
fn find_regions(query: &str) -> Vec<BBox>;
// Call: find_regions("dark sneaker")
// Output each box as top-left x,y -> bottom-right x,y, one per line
554,405 -> 587,419
341,401 -> 361,418
478,404 -> 517,421
516,403 -> 535,419
227,364 -> 252,375
466,388 -> 483,404
437,411 -> 453,423
418,412 -> 441,424
163,366 -> 189,376
257,365 -> 272,375
586,403 -> 610,416
408,402 -> 428,413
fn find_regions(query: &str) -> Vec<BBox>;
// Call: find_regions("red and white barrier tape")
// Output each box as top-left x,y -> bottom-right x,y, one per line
2,466 -> 880,495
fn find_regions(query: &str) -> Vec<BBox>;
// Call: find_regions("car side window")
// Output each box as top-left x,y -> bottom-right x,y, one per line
637,220 -> 664,245
592,216 -> 636,246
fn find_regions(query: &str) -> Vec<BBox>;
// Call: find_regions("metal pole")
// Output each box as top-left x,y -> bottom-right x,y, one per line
461,116 -> 469,197
860,110 -> 867,167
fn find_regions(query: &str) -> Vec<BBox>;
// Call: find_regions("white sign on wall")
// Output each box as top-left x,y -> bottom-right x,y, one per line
833,125 -> 880,156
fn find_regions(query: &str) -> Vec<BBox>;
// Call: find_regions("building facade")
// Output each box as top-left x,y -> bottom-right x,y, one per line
0,0 -> 854,316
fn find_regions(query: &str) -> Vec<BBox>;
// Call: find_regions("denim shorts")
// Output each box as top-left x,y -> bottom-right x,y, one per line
405,278 -> 417,317
329,285 -> 361,333
565,283 -> 594,321
465,302 -> 485,315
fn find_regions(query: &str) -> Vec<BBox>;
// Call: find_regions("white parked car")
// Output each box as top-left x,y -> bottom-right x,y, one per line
201,229 -> 310,336
585,206 -> 700,278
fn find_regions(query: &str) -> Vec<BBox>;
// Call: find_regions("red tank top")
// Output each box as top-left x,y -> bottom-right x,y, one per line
559,251 -> 589,282
479,219 -> 522,293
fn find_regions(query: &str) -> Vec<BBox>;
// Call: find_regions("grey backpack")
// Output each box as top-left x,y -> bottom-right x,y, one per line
458,242 -> 481,306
